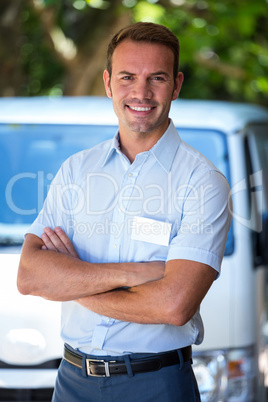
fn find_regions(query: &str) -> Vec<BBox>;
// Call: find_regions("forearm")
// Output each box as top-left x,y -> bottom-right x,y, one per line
77,279 -> 173,325
18,247 -> 127,301
17,234 -> 164,302
76,259 -> 217,326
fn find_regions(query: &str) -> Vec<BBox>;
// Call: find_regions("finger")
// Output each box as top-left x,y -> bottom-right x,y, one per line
43,227 -> 69,254
41,232 -> 58,252
54,227 -> 79,258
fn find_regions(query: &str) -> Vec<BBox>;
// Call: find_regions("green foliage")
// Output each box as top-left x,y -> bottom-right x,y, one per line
133,1 -> 165,22
144,0 -> 268,105
9,0 -> 268,105
20,7 -> 65,96
85,0 -> 110,9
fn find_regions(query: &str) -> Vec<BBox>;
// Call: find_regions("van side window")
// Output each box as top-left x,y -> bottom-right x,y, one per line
246,124 -> 268,267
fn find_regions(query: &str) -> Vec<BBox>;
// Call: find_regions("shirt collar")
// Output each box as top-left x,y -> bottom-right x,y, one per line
101,131 -> 121,167
102,119 -> 181,172
149,119 -> 181,172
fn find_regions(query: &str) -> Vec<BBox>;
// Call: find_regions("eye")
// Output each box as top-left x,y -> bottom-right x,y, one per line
152,76 -> 165,82
122,76 -> 133,80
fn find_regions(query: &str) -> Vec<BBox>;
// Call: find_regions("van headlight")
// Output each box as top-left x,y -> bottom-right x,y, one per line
226,348 -> 255,401
2,328 -> 46,365
192,347 -> 255,402
193,352 -> 226,401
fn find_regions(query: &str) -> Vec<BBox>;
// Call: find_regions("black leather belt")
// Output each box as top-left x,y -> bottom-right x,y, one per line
64,344 -> 192,377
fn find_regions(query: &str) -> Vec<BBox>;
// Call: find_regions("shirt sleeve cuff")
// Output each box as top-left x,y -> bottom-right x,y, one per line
166,246 -> 221,276
26,221 -> 47,239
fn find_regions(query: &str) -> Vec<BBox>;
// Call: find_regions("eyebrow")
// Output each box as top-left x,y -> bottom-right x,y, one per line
151,71 -> 170,77
118,71 -> 134,76
118,71 -> 170,77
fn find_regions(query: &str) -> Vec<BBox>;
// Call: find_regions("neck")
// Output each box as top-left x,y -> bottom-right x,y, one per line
118,122 -> 169,163
118,133 -> 159,163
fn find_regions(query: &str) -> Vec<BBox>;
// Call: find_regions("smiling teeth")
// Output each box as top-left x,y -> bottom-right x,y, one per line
129,106 -> 152,111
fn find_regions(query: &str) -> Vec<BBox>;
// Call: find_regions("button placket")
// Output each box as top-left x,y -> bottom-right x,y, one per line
93,154 -> 149,351
108,165 -> 139,261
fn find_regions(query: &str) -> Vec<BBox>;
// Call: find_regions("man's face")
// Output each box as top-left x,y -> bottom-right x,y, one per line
103,40 -> 183,140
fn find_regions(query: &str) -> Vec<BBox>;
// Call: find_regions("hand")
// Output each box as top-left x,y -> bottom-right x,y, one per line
41,227 -> 79,259
129,261 -> 166,287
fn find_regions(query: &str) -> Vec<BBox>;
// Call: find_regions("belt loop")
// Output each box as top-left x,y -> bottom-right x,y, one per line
176,348 -> 184,370
123,355 -> 134,377
81,354 -> 87,378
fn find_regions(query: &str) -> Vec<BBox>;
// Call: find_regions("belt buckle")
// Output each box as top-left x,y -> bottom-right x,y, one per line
86,358 -> 116,377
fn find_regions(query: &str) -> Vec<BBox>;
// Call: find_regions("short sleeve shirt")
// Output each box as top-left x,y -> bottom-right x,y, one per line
27,120 -> 232,355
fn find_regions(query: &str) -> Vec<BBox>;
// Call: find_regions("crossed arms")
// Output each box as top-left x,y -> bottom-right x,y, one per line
17,226 -> 217,326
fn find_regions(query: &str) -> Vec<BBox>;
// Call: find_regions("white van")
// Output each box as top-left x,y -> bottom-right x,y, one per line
0,97 -> 267,401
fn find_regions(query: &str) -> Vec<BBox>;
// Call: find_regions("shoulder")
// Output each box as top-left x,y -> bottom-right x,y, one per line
173,139 -> 230,200
180,139 -> 227,178
179,140 -> 216,172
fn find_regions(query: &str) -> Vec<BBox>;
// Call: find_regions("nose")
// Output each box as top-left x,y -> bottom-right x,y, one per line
131,78 -> 153,100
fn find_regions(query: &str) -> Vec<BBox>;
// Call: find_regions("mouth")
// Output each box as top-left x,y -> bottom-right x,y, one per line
126,105 -> 156,115
128,106 -> 153,112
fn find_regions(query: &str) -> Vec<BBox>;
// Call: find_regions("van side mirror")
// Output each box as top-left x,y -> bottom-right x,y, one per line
255,212 -> 268,267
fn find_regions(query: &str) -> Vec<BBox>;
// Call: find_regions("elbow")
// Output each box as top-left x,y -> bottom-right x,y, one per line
17,234 -> 46,296
17,283 -> 30,296
17,270 -> 30,296
166,313 -> 191,327
17,278 -> 30,296
17,261 -> 36,296
164,302 -> 196,327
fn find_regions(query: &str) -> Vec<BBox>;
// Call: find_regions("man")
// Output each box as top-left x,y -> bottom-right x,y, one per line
17,22 -> 232,401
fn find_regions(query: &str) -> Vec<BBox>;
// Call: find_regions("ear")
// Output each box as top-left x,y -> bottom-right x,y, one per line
103,70 -> 112,98
172,72 -> 184,101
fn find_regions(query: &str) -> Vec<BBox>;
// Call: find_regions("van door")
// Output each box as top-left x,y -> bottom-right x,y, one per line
247,123 -> 268,400
247,123 -> 268,267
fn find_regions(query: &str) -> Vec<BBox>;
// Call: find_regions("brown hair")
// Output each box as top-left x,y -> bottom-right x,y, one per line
106,22 -> 180,82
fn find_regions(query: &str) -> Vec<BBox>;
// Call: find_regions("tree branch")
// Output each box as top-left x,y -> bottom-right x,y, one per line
63,10 -> 132,95
28,0 -> 77,68
194,52 -> 248,80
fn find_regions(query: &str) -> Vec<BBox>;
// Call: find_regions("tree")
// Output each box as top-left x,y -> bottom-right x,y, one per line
0,0 -> 267,105
0,0 -> 25,96
154,0 -> 268,104
25,0 -> 132,96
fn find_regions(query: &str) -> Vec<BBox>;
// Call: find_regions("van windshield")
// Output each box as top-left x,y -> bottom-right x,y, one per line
0,123 -> 233,254
0,124 -> 116,244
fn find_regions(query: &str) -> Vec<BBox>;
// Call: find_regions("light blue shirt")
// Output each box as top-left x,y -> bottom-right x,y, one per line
28,120 -> 231,356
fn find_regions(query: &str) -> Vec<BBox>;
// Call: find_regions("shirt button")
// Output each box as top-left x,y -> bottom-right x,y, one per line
113,244 -> 117,249
128,172 -> 133,178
